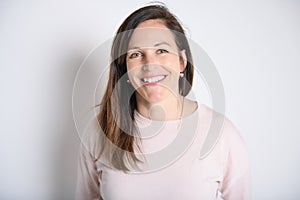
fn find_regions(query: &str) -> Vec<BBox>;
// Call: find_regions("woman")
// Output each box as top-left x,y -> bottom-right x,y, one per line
76,4 -> 250,200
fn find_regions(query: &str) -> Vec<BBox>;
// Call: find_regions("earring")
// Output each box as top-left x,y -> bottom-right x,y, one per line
180,72 -> 184,78
126,79 -> 130,83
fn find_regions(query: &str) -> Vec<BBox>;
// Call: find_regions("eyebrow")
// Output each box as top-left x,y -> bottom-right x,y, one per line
128,42 -> 171,50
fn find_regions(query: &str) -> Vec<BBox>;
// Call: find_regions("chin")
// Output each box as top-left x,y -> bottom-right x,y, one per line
136,92 -> 163,104
136,86 -> 176,104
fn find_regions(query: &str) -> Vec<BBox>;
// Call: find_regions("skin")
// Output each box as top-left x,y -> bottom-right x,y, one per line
126,19 -> 197,120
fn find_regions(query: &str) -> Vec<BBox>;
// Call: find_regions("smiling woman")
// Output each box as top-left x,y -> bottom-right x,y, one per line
126,20 -> 189,117
76,3 -> 250,200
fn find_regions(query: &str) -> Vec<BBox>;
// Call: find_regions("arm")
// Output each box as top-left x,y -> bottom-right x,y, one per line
219,120 -> 251,200
76,144 -> 102,200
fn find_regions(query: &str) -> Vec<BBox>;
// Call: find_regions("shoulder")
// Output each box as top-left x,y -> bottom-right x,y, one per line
78,110 -> 105,161
197,102 -> 243,141
196,103 -> 248,160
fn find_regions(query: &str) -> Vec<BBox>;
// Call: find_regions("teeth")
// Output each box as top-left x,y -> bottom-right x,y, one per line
142,75 -> 165,83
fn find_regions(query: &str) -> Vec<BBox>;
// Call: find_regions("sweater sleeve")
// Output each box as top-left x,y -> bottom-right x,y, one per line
219,119 -> 251,200
75,144 -> 102,200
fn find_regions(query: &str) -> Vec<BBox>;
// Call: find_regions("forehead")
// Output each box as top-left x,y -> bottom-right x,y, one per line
128,19 -> 177,49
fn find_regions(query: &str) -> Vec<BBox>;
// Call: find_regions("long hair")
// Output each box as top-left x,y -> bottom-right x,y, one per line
97,4 -> 194,172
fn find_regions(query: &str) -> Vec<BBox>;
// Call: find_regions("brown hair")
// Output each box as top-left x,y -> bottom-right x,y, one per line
97,4 -> 194,172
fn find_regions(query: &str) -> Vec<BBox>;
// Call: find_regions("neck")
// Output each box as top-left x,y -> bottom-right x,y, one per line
136,94 -> 185,121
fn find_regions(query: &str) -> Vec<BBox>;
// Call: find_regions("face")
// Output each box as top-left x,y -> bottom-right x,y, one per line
126,19 -> 187,104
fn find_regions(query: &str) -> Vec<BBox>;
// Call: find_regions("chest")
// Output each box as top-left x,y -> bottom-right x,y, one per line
98,156 -> 223,200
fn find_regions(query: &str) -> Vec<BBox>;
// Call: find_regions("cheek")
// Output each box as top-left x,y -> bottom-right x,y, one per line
127,60 -> 141,69
126,62 -> 141,88
161,56 -> 181,72
126,60 -> 143,73
126,62 -> 138,79
126,61 -> 134,71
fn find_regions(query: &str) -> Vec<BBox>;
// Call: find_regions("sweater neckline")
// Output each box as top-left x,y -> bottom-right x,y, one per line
134,101 -> 201,128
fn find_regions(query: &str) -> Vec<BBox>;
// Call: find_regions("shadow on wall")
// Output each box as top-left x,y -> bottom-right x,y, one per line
51,51 -> 87,200
52,41 -> 110,199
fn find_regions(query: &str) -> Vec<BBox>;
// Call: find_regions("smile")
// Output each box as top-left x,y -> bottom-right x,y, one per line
141,75 -> 166,84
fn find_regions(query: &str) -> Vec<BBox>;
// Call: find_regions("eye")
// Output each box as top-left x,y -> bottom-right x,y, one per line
129,52 -> 142,59
157,49 -> 168,54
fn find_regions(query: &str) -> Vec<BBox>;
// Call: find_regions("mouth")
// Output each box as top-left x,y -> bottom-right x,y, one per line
141,75 -> 167,85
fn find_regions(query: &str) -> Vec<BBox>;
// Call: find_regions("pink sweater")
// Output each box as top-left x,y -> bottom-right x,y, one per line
76,103 -> 251,200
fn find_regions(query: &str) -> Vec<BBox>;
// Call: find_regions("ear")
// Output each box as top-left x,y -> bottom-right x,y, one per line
179,49 -> 187,72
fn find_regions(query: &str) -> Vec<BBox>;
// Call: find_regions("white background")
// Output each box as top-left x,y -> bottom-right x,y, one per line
1,0 -> 299,199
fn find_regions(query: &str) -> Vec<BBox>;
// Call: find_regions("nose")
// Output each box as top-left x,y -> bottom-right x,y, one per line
142,51 -> 157,71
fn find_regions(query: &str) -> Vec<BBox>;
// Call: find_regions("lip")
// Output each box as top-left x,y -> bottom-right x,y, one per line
140,75 -> 167,86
